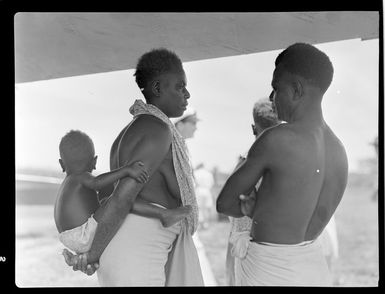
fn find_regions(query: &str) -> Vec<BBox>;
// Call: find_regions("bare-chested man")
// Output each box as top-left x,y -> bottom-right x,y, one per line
66,48 -> 203,286
216,43 -> 348,286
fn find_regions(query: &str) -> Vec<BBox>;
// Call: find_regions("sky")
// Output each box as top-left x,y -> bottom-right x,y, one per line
15,38 -> 379,175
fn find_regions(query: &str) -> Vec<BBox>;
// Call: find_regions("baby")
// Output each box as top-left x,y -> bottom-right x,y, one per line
54,130 -> 192,262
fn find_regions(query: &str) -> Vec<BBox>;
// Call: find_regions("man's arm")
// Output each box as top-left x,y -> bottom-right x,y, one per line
85,121 -> 172,264
216,131 -> 272,218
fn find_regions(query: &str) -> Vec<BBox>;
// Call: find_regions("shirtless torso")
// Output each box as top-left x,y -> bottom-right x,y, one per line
110,114 -> 182,209
249,122 -> 348,244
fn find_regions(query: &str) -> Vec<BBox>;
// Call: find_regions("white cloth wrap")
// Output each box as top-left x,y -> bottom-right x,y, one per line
97,213 -> 181,286
58,215 -> 98,254
237,238 -> 332,286
229,231 -> 252,259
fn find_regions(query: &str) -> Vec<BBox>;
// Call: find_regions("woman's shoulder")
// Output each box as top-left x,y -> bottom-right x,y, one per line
132,114 -> 171,136
119,115 -> 172,152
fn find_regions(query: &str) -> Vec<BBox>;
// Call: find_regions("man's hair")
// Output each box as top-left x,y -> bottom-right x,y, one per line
134,48 -> 183,92
275,43 -> 334,93
59,130 -> 95,170
252,98 -> 280,129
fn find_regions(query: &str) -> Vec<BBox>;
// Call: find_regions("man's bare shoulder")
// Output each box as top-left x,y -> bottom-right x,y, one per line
247,123 -> 297,161
324,124 -> 347,150
257,123 -> 296,146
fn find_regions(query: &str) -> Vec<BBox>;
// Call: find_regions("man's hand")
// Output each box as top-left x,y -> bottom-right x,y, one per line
62,249 -> 99,276
239,189 -> 257,218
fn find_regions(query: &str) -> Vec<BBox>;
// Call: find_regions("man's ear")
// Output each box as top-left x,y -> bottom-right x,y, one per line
292,80 -> 304,101
151,80 -> 161,97
59,159 -> 65,172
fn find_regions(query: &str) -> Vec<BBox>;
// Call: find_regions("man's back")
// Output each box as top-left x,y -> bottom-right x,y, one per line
250,122 -> 348,244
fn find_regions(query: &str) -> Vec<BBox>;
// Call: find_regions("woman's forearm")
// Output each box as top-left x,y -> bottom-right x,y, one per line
87,177 -> 143,263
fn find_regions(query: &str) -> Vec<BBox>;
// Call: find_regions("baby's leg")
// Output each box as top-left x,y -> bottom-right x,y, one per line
160,205 -> 192,227
131,198 -> 192,227
94,196 -> 192,227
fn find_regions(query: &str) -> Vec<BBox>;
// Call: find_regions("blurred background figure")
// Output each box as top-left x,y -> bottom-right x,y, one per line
370,136 -> 378,201
319,215 -> 339,277
172,107 -> 216,230
194,163 -> 215,230
171,106 -> 199,140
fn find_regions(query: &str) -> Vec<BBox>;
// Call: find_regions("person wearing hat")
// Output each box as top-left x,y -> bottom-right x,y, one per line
172,108 -> 215,230
171,106 -> 199,139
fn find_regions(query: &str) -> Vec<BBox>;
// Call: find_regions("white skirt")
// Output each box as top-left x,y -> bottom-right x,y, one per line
97,212 -> 181,286
237,238 -> 332,286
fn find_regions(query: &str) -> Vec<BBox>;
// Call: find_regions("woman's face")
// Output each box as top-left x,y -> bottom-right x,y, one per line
159,70 -> 190,118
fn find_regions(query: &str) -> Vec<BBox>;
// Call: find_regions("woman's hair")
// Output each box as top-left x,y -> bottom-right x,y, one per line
134,48 -> 183,92
252,98 -> 280,129
275,43 -> 334,94
59,130 -> 95,170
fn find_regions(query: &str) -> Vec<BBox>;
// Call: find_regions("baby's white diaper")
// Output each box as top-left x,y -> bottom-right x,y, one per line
59,215 -> 98,254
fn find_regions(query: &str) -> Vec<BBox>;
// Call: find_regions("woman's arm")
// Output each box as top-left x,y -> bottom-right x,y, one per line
83,121 -> 172,265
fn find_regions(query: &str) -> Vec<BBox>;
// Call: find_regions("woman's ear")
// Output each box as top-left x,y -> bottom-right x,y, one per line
151,80 -> 161,97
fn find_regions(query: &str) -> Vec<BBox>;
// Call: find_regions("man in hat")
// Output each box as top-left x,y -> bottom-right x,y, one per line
171,108 -> 215,230
171,106 -> 199,139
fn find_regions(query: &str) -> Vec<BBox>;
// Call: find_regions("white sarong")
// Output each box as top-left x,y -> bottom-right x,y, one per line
97,205 -> 203,287
237,238 -> 332,286
97,212 -> 181,286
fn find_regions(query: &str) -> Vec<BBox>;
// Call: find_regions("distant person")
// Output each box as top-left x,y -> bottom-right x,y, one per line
171,106 -> 199,140
217,43 -> 348,286
63,48 -> 203,286
194,163 -> 215,230
55,130 -> 192,258
225,98 -> 280,285
318,215 -> 339,272
371,136 -> 378,201
171,108 -> 215,230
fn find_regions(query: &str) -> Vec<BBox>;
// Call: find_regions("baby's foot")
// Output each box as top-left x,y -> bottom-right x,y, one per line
161,205 -> 193,227
62,248 -> 78,266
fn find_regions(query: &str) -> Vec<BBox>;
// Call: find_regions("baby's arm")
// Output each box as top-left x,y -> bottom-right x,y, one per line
80,161 -> 149,191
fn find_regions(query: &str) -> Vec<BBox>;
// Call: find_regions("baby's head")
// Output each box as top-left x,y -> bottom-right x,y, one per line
59,130 -> 97,174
